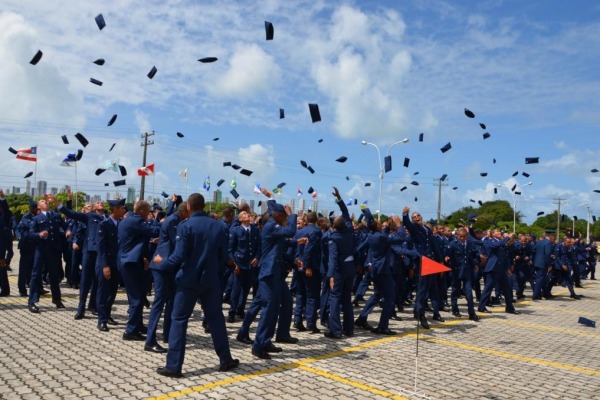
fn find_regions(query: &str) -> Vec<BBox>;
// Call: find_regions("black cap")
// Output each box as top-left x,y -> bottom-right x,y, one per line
277,182 -> 286,189
453,186 -> 458,190
30,50 -> 43,65
440,142 -> 452,153
483,132 -> 491,139
479,123 -> 486,129
537,211 -> 545,216
108,199 -> 126,208
93,58 -> 105,66
384,155 -> 392,172
493,188 -> 498,194
336,156 -> 348,163
76,149 -> 83,161
113,179 -> 126,187
522,172 -> 530,177
593,215 -> 597,222
265,21 -> 274,40
223,161 -> 231,167
307,186 -> 315,194
480,172 -> 487,177
464,108 -> 475,118
230,189 -> 239,199
469,199 -> 476,203
95,168 -> 106,176
478,200 -> 483,206
515,191 -> 521,195
346,176 -> 349,180
419,133 -> 424,142
258,200 -> 262,207
410,181 -> 419,186
24,171 -> 33,178
493,158 -> 496,164
90,78 -> 103,86
8,147 -> 17,155
61,135 -> 69,144
147,66 -> 157,79
108,114 -> 117,126
414,197 -> 418,202
308,103 -> 321,123
213,137 -> 219,141
591,168 -> 598,173
512,171 -> 518,177
594,190 -> 600,193
413,171 -> 419,175
176,132 -> 184,138
198,57 -> 218,63
161,191 -> 169,198
318,139 -> 323,143
216,179 -> 225,187
95,14 -> 106,30
578,316 -> 596,328
400,186 -> 407,192
511,183 -> 517,191
300,160 -> 308,169
240,169 -> 253,176
308,166 -> 315,174
109,143 -> 116,152
280,108 -> 285,119
104,183 -> 110,187
403,157 -> 410,168
440,174 -> 447,181
525,157 -> 539,164
231,164 -> 241,170
364,182 -> 371,187
354,199 -> 358,205
118,165 -> 127,176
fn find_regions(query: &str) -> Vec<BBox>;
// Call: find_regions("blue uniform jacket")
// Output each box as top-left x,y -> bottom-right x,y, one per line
228,223 -> 261,270
533,238 -> 553,269
258,200 -> 297,279
29,211 -> 65,252
96,217 -> 120,269
326,200 -> 355,278
445,239 -> 480,279
59,201 -> 105,252
149,213 -> 182,271
117,214 -> 160,267
16,212 -> 37,251
482,237 -> 510,273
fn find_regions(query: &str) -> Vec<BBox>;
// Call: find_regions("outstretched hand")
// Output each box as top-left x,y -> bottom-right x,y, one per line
332,186 -> 341,201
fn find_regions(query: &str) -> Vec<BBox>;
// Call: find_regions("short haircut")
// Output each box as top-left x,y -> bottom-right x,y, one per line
187,193 -> 205,211
134,200 -> 151,214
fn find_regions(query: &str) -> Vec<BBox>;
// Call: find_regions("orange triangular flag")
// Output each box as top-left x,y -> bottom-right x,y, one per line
421,256 -> 451,276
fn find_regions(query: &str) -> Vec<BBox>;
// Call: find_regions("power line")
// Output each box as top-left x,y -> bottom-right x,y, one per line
139,131 -> 155,200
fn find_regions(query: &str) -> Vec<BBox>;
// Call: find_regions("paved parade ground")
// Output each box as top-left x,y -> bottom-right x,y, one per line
1,244 -> 599,400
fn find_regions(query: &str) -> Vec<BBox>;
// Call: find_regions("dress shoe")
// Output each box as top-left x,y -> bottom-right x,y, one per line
391,314 -> 402,321
53,300 -> 65,309
478,308 -> 492,314
90,309 -> 98,315
41,289 -> 49,295
308,326 -> 321,334
355,317 -> 374,331
452,312 -> 462,317
143,298 -> 150,308
343,330 -> 354,337
236,311 -> 245,319
264,343 -> 283,353
320,320 -> 329,328
123,332 -> 146,341
575,284 -> 583,288
570,295 -> 582,300
352,299 -> 361,307
227,315 -> 235,323
293,322 -> 307,332
469,314 -> 480,322
371,327 -> 396,335
107,317 -> 119,326
543,294 -> 555,299
156,367 -> 183,378
145,344 -> 167,354
505,309 -> 520,315
28,303 -> 40,313
97,323 -> 109,332
251,348 -> 271,359
74,312 -> 85,320
432,315 -> 445,322
236,334 -> 254,345
138,326 -> 148,334
0,293 -> 9,297
219,359 -> 240,372
324,331 -> 343,339
19,292 -> 28,297
419,315 -> 430,330
275,336 -> 298,344
424,306 -> 433,312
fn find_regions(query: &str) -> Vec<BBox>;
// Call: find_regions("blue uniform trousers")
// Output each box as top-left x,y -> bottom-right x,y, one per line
29,248 -> 62,304
450,270 -> 476,317
319,274 -> 331,326
359,272 -> 395,329
276,275 -> 293,339
70,248 -> 82,286
479,270 -> 515,312
77,251 -> 98,313
230,268 -> 253,317
354,269 -> 372,300
17,250 -> 34,295
120,262 -> 146,334
533,267 -> 549,298
96,265 -> 119,324
146,269 -> 175,346
301,272 -> 321,329
327,267 -> 355,335
253,275 -> 281,353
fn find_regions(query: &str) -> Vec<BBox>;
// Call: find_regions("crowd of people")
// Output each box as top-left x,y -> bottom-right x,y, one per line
0,187 -> 597,377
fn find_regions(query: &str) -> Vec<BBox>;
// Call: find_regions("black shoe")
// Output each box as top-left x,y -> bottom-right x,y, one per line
371,327 -> 396,335
19,292 -> 28,297
324,331 -> 343,339
432,315 -> 445,322
275,336 -> 298,344
28,303 -> 40,313
320,320 -> 329,328
505,309 -> 520,315
107,317 -> 118,326
123,332 -> 146,341
156,367 -> 183,378
419,315 -> 430,330
143,298 -> 150,308
452,312 -> 462,317
74,312 -> 85,320
424,306 -> 433,312
469,314 -> 480,322
391,314 -> 402,321
97,323 -> 109,332
308,326 -> 321,334
355,317 -> 375,331
227,315 -> 235,323
478,308 -> 492,314
440,306 -> 450,313
531,296 -> 542,300
570,295 -> 582,300
236,334 -> 254,345
575,284 -> 583,288
219,359 -> 240,372
90,309 -> 98,315
264,343 -> 283,353
41,289 -> 49,295
343,330 -> 354,337
138,326 -> 148,334
352,299 -> 361,307
543,294 -> 555,299
293,322 -> 307,332
145,344 -> 167,354
53,300 -> 65,309
236,311 -> 245,319
251,348 -> 271,359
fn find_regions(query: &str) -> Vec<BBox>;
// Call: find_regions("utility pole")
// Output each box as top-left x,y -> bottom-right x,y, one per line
433,178 -> 449,223
553,197 -> 566,240
139,131 -> 155,201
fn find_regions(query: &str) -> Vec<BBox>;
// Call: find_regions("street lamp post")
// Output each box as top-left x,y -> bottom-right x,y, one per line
578,202 -> 591,243
498,182 -> 532,233
361,138 -> 409,221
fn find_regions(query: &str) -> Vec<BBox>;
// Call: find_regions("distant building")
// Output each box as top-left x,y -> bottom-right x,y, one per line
312,200 -> 318,213
298,199 -> 305,212
127,187 -> 136,204
213,190 -> 222,204
106,192 -> 111,201
288,199 -> 295,213
50,187 -> 58,195
260,201 -> 268,214
11,186 -> 20,194
37,180 -> 47,197
25,180 -> 31,197
249,199 -> 255,212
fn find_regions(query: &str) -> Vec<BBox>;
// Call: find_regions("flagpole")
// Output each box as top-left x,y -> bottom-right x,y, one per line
74,161 -> 79,210
152,174 -> 156,201
34,145 -> 38,198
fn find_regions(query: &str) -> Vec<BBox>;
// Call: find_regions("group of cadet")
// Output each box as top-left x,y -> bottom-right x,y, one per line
0,187 -> 597,377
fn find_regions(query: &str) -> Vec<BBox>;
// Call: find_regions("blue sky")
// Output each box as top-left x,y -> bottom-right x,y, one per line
0,0 -> 598,223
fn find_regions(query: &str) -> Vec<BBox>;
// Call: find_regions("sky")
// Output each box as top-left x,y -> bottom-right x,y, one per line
0,0 -> 599,223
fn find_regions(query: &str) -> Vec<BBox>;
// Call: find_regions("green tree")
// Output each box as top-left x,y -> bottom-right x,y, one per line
5,193 -> 35,221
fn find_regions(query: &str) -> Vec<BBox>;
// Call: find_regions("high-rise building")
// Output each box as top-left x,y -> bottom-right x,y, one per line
50,187 -> 58,195
11,186 -> 20,194
249,199 -> 255,212
106,192 -> 111,201
312,200 -> 318,213
213,190 -> 222,204
298,199 -> 305,212
25,180 -> 31,197
127,187 -> 136,204
288,199 -> 295,213
260,201 -> 268,214
37,180 -> 47,197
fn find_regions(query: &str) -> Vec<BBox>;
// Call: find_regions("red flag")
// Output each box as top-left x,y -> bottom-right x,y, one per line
137,163 -> 155,176
421,256 -> 451,276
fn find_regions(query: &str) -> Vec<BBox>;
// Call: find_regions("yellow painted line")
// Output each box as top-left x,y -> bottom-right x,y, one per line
422,337 -> 600,377
298,365 -> 409,400
487,319 -> 600,339
531,305 -> 600,318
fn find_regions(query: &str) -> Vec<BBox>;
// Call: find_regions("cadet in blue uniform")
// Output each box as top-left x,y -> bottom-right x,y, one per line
324,187 -> 356,339
145,202 -> 189,352
444,228 -> 480,320
295,212 -> 322,333
118,201 -> 160,341
0,192 -> 11,296
16,201 -> 38,296
155,193 -> 239,377
95,199 -> 126,332
532,231 -> 555,300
